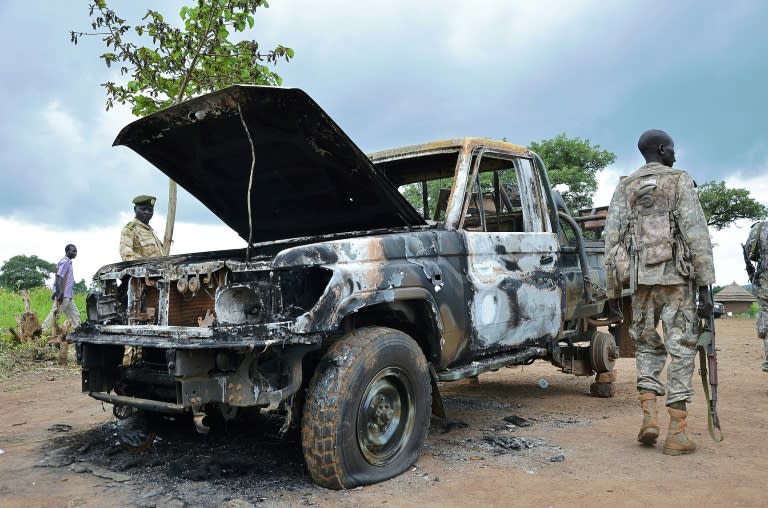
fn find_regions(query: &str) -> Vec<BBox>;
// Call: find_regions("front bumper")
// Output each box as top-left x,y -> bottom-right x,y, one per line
73,324 -> 322,414
69,322 -> 323,349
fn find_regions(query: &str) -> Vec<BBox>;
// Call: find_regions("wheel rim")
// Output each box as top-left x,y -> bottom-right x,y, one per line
357,367 -> 415,466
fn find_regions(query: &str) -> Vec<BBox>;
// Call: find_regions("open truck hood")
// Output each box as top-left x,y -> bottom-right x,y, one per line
114,85 -> 425,244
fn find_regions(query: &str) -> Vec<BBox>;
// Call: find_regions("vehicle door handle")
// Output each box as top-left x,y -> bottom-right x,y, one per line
540,255 -> 554,265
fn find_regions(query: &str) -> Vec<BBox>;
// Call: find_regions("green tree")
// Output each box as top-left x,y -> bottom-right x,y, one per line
0,255 -> 56,291
72,0 -> 294,255
74,279 -> 88,294
529,133 -> 616,212
697,181 -> 768,230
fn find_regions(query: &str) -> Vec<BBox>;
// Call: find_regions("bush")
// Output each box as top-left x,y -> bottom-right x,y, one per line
744,302 -> 760,319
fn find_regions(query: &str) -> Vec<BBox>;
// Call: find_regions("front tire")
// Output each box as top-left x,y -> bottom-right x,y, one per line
301,326 -> 431,489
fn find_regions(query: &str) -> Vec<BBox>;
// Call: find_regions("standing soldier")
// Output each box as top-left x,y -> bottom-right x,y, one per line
119,195 -> 163,367
745,220 -> 768,372
604,129 -> 715,455
120,195 -> 164,261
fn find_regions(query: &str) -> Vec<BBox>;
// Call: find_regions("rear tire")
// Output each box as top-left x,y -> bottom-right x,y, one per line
301,326 -> 431,489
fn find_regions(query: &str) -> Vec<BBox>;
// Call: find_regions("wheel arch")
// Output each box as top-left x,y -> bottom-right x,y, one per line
339,288 -> 443,364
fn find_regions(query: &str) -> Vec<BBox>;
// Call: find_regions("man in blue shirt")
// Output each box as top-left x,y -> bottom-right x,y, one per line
42,244 -> 81,333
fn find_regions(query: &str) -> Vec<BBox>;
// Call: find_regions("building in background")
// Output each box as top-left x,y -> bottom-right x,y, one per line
714,282 -> 757,315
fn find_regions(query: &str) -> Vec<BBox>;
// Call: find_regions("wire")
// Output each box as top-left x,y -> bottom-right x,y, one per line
238,103 -> 256,262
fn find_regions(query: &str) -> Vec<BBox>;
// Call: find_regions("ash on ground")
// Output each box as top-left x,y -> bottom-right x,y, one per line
40,395 -> 581,506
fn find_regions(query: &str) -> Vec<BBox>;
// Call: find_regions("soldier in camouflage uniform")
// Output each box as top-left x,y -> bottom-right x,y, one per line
604,129 -> 715,456
745,220 -> 768,372
120,196 -> 164,367
120,195 -> 164,261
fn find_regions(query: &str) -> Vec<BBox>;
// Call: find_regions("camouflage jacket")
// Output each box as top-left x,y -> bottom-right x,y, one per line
746,220 -> 768,289
604,162 -> 715,297
120,219 -> 164,261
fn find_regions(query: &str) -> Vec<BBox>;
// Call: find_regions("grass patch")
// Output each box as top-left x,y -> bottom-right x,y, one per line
0,287 -> 85,340
744,302 -> 760,318
0,287 -> 85,378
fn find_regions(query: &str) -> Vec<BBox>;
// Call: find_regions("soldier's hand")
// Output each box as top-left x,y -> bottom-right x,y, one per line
697,286 -> 713,317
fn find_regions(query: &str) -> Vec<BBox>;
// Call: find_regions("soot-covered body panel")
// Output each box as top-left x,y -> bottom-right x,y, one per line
69,87 -> 615,489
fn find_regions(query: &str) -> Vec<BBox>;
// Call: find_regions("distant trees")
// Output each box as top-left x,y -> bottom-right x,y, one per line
0,255 -> 56,291
697,181 -> 768,230
530,133 -> 616,212
0,256 -> 89,292
74,280 -> 88,293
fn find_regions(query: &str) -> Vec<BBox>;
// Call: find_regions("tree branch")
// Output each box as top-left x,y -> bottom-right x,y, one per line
176,0 -> 220,104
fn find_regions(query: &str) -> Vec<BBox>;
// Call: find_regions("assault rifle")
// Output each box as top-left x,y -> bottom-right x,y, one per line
697,285 -> 724,442
742,243 -> 756,283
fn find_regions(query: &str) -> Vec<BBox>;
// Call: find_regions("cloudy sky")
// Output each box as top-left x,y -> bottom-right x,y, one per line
0,0 -> 767,287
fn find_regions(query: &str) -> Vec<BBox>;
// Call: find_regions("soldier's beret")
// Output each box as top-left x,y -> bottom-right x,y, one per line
132,195 -> 157,206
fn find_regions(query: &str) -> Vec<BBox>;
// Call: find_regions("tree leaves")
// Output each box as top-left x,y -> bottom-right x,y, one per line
697,180 -> 768,230
72,0 -> 294,117
529,133 -> 616,212
0,255 -> 56,291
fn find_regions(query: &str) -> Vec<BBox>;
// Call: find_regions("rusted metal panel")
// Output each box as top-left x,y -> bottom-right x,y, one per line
560,241 -> 608,320
74,323 -> 322,349
369,138 -> 529,187
273,230 -> 470,368
168,281 -> 216,327
463,232 -> 562,350
444,144 -> 474,228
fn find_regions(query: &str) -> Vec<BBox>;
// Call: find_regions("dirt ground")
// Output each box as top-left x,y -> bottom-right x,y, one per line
1,318 -> 766,508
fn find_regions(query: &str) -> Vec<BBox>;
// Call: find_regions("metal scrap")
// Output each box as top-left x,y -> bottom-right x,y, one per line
482,435 -> 537,452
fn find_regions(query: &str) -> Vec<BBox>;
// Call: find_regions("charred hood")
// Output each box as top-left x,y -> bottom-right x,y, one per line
114,86 -> 425,243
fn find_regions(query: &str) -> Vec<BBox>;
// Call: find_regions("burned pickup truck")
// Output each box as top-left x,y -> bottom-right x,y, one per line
70,85 -> 618,489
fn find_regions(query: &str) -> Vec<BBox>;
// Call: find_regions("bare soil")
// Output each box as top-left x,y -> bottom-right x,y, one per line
1,319 -> 766,508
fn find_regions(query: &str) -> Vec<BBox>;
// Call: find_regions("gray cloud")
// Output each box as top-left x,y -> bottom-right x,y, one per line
1,0 -> 767,232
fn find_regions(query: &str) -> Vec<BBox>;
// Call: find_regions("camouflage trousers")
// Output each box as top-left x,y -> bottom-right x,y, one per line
629,284 -> 699,404
754,285 -> 768,371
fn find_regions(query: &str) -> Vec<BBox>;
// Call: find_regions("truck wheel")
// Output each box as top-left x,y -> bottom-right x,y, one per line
301,326 -> 431,489
590,331 -> 618,373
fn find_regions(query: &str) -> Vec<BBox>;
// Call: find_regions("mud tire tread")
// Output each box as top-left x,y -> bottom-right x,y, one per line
301,326 -> 430,489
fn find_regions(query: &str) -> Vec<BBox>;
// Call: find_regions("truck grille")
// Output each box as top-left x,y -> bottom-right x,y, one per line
168,287 -> 216,327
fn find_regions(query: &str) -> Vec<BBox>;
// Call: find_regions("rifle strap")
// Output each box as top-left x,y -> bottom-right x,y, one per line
696,340 -> 724,442
749,221 -> 765,259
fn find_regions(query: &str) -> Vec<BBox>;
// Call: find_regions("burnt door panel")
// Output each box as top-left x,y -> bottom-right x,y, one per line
464,232 -> 561,351
460,153 -> 561,352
